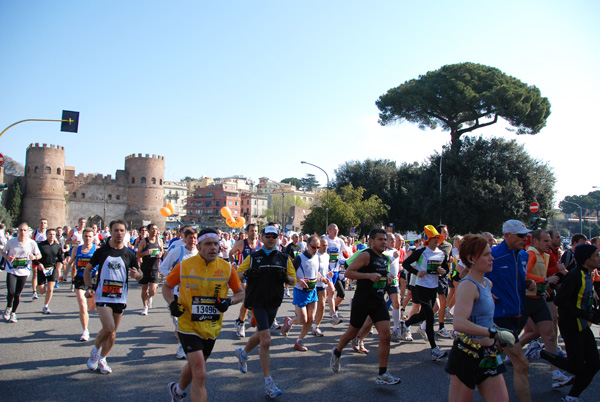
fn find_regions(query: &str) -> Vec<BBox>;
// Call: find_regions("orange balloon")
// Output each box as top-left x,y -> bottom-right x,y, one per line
234,217 -> 246,229
221,207 -> 232,219
166,203 -> 175,214
226,217 -> 236,227
160,207 -> 171,217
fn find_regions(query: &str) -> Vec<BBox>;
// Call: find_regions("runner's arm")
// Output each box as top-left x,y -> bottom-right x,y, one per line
345,251 -> 378,281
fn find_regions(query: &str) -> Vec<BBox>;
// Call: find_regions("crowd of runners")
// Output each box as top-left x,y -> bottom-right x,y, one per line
1,217 -> 599,402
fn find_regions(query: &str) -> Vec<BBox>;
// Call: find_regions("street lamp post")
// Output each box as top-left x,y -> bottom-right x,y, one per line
301,161 -> 329,233
562,200 -> 583,234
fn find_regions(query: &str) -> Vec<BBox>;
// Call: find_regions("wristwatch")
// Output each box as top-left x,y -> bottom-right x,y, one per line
488,327 -> 497,338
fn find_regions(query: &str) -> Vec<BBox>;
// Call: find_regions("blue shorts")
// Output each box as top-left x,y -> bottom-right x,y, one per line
293,287 -> 318,308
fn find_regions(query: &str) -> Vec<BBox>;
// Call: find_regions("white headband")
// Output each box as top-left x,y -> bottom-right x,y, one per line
198,233 -> 219,243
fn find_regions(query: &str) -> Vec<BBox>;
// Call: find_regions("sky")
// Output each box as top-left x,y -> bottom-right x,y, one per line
1,1 -> 598,207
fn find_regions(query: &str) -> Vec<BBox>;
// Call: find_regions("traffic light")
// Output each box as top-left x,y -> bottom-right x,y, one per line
61,110 -> 79,133
529,216 -> 547,230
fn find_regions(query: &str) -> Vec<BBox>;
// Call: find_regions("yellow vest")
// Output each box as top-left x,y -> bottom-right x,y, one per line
177,255 -> 232,339
526,246 -> 549,298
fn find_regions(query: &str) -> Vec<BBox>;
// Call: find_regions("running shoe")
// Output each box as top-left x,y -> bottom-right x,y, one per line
375,371 -> 401,385
265,381 -> 282,399
141,306 -> 149,316
168,382 -> 187,402
445,307 -> 453,317
176,344 -> 186,360
70,284 -> 75,292
358,340 -> 369,354
87,348 -> 100,370
9,313 -> 17,323
54,282 -> 59,288
284,289 -> 291,298
524,340 -> 542,361
311,326 -> 324,337
235,348 -> 248,373
431,346 -> 448,361
330,347 -> 341,372
561,397 -> 579,402
417,327 -> 428,341
271,318 -> 281,330
552,371 -> 574,389
391,328 -> 401,342
557,345 -> 567,358
331,314 -> 343,325
42,305 -> 51,314
235,319 -> 245,337
294,339 -> 308,352
281,317 -> 293,336
80,329 -> 90,342
436,328 -> 452,338
98,357 -> 112,374
400,324 -> 413,342
351,337 -> 363,353
3,308 -> 10,321
33,292 -> 38,300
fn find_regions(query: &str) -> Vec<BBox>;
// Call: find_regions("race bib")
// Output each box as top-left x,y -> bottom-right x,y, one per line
101,280 -> 124,298
148,248 -> 160,256
536,283 -> 547,297
77,258 -> 90,268
191,296 -> 220,321
329,253 -> 339,262
305,279 -> 317,290
12,258 -> 28,268
427,259 -> 442,274
373,277 -> 387,291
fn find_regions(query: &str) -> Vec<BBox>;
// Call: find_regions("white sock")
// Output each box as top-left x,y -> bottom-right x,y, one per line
176,384 -> 184,395
264,376 -> 273,385
392,308 -> 400,329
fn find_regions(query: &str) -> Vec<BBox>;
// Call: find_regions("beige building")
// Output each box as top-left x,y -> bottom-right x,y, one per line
164,181 -> 188,229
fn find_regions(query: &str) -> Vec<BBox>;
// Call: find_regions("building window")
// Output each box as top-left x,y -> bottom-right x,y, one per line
151,178 -> 156,184
44,166 -> 51,174
206,209 -> 212,214
159,179 -> 162,185
141,177 -> 147,184
116,195 -> 120,200
81,193 -> 86,198
57,168 -> 61,175
72,192 -> 76,198
205,201 -> 212,207
197,193 -> 202,197
34,166 -> 39,173
254,200 -> 257,205
131,177 -> 135,184
108,194 -> 112,200
228,201 -> 232,205
235,201 -> 238,206
216,201 -> 220,206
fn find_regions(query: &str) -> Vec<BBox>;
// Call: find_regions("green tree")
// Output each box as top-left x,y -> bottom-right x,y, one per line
417,136 -> 555,235
376,62 -> 551,151
270,195 -> 307,229
5,178 -> 23,224
300,174 -> 320,191
281,177 -> 302,189
0,205 -> 13,227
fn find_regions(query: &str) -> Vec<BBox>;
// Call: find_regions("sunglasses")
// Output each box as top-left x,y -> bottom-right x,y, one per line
263,234 -> 278,239
514,233 -> 527,238
309,245 -> 319,250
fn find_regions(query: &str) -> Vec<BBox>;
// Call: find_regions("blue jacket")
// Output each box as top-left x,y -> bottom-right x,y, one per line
485,241 -> 527,318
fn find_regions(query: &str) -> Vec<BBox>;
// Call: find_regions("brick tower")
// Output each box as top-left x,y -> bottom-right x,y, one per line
123,153 -> 165,229
21,143 -> 66,228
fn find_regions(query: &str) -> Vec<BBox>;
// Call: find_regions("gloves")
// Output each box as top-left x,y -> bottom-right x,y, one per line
215,297 -> 232,312
493,326 -> 515,348
169,300 -> 184,317
277,267 -> 288,281
588,309 -> 600,325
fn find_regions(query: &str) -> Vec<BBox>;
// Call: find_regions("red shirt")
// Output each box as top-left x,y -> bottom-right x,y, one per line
547,246 -> 560,276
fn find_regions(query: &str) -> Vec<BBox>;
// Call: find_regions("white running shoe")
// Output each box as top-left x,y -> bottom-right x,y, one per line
168,382 -> 187,402
391,328 -> 401,342
376,371 -> 401,385
524,340 -> 542,361
331,314 -> 343,325
42,305 -> 52,314
3,308 -> 10,321
9,313 -> 17,323
431,346 -> 448,361
141,306 -> 149,316
87,348 -> 100,370
235,348 -> 248,373
235,319 -> 245,337
265,381 -> 282,399
437,328 -> 452,338
281,317 -> 292,337
284,289 -> 291,298
552,371 -> 574,389
330,347 -> 341,372
311,326 -> 324,337
176,344 -> 186,360
80,329 -> 90,342
270,319 -> 281,330
98,357 -> 112,374
33,292 -> 38,300
417,328 -> 428,341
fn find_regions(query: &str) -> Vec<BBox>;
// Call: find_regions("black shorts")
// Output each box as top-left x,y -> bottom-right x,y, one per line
399,270 -> 407,281
350,297 -> 389,329
437,278 -> 449,296
523,297 -> 552,324
139,268 -> 160,284
316,286 -> 326,293
73,276 -> 86,290
445,340 -> 506,389
252,306 -> 279,332
178,332 -> 216,360
386,285 -> 399,295
96,302 -> 127,314
37,267 -> 58,284
493,316 -> 525,344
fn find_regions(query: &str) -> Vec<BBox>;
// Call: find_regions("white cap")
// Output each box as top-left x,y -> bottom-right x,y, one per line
263,226 -> 279,235
502,220 -> 532,235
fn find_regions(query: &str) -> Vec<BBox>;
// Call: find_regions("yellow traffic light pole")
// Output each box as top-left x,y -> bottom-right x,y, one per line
0,118 -> 75,139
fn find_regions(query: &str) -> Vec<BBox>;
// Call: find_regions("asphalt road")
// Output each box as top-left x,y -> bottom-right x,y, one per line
1,271 -> 599,402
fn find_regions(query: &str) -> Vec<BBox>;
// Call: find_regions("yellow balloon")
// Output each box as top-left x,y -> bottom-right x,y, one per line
221,207 -> 232,219
166,203 -> 175,215
226,217 -> 236,227
234,217 -> 246,229
160,207 -> 171,217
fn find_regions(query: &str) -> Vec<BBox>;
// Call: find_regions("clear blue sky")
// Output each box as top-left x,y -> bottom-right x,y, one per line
1,1 -> 598,207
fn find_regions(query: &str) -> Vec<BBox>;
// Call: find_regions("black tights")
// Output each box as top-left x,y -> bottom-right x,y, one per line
6,273 -> 27,313
405,285 -> 437,349
542,327 -> 600,397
